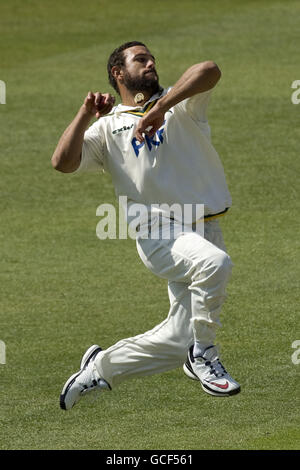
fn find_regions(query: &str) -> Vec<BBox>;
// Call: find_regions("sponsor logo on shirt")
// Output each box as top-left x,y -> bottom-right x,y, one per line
131,124 -> 165,157
112,123 -> 134,135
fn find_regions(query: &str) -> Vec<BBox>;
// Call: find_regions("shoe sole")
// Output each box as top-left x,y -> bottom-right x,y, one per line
183,361 -> 199,380
183,360 -> 241,397
60,345 -> 102,410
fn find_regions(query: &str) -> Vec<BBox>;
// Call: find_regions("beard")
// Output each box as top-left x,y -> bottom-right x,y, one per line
123,69 -> 161,96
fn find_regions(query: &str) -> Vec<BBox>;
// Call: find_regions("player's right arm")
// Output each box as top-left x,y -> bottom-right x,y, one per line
51,92 -> 115,173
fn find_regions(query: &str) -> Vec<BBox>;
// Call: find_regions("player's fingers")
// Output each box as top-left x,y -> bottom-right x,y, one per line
100,95 -> 115,113
97,104 -> 115,119
84,91 -> 95,105
103,93 -> 116,107
96,93 -> 115,112
98,104 -> 113,116
147,114 -> 165,137
95,92 -> 104,108
145,125 -> 155,137
135,117 -> 149,142
135,124 -> 145,142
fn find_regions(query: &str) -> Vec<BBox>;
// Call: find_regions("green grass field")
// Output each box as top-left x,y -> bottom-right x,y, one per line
0,0 -> 299,450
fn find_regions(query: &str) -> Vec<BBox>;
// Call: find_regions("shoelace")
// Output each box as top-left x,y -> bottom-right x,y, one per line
81,379 -> 100,394
83,379 -> 98,389
206,359 -> 227,378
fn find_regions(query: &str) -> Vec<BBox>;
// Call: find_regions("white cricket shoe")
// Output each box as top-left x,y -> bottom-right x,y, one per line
183,345 -> 241,397
60,345 -> 110,410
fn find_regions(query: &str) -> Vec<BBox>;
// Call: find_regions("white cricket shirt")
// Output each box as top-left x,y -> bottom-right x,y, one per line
75,88 -> 232,223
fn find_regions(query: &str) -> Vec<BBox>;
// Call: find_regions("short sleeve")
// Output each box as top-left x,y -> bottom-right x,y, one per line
175,89 -> 212,122
74,120 -> 105,173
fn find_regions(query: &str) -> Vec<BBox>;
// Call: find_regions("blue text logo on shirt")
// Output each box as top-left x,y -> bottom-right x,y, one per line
131,125 -> 165,157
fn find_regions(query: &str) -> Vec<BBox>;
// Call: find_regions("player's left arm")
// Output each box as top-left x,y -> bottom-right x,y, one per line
135,61 -> 221,142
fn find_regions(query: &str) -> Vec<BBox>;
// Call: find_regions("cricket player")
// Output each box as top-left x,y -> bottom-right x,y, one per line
52,41 -> 241,410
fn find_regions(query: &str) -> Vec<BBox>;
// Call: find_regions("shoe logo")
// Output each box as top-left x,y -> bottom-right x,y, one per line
209,380 -> 229,390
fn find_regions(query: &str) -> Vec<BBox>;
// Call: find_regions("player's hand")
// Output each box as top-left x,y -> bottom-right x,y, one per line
83,92 -> 115,119
135,104 -> 166,142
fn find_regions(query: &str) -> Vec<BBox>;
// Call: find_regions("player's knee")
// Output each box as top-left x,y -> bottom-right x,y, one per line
215,251 -> 232,275
210,251 -> 232,280
194,250 -> 232,282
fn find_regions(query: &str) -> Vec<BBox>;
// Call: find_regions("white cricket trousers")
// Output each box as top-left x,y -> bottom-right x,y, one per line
95,218 -> 232,389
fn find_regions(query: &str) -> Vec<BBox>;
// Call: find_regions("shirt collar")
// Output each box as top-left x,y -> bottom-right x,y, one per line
114,87 -> 168,112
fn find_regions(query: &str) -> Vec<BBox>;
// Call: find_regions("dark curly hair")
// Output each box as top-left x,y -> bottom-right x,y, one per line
107,41 -> 147,94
